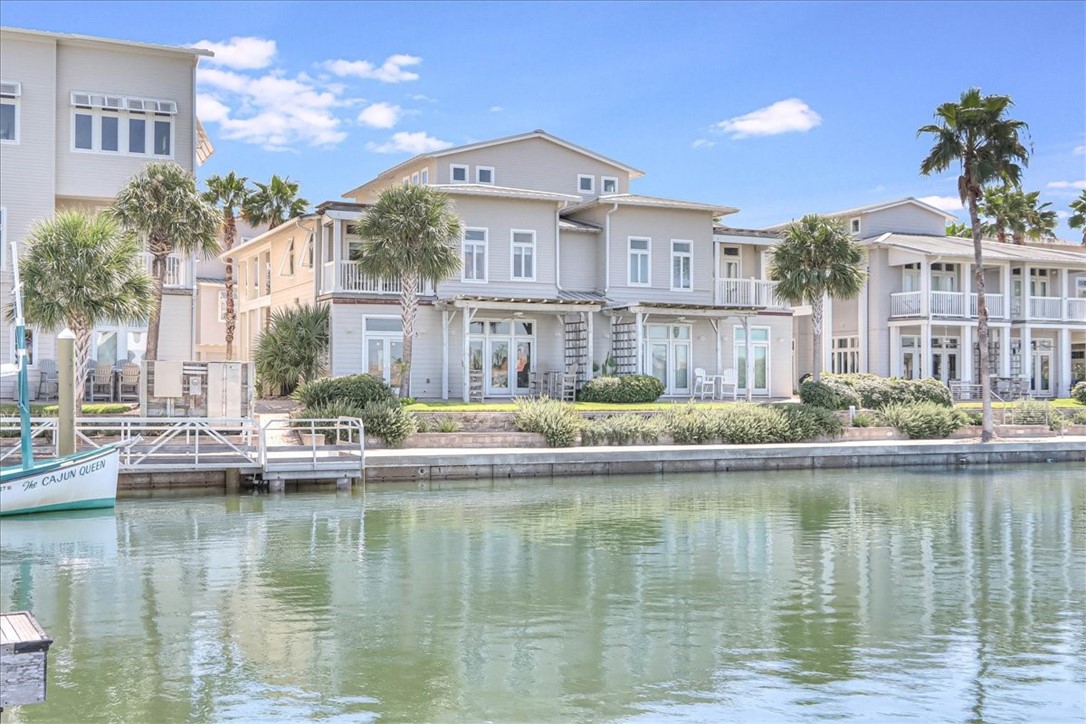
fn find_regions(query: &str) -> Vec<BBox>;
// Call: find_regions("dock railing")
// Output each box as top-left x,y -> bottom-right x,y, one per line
260,417 -> 365,481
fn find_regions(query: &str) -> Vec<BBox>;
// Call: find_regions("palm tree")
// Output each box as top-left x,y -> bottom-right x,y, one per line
979,185 -> 1014,243
111,162 -> 220,361
204,172 -> 250,360
1011,191 -> 1057,244
253,303 -> 330,396
919,87 -> 1029,442
353,185 -> 463,398
946,221 -> 972,237
769,214 -> 866,383
243,175 -> 309,228
1069,191 -> 1086,244
15,210 -> 154,406
981,187 -> 1056,244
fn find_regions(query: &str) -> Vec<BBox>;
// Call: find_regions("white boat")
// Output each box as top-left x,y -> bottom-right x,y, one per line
1,240 -> 119,516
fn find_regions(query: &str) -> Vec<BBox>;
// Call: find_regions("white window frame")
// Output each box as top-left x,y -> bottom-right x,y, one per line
0,206 -> 6,270
9,326 -> 38,367
299,237 -> 314,268
722,245 -> 741,279
420,168 -> 429,185
601,176 -> 618,194
832,335 -> 860,374
450,164 -> 469,183
217,290 -> 229,323
476,166 -> 495,185
510,229 -> 536,282
670,239 -> 693,291
279,238 -> 296,277
403,176 -> 410,186
0,81 -> 20,145
70,99 -> 175,158
462,227 -> 488,283
628,236 -> 651,286
411,172 -> 420,185
577,174 -> 595,194
850,217 -> 861,234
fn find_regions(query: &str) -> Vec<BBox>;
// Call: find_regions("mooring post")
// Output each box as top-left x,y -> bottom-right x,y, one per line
57,328 -> 76,456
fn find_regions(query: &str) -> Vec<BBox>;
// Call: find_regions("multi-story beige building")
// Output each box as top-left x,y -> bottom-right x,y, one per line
778,198 -> 1086,397
0,26 -> 214,395
232,130 -> 795,400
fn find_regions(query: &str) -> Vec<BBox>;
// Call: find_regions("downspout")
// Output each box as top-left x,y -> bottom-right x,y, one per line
190,260 -> 198,360
604,202 -> 619,295
555,204 -> 563,292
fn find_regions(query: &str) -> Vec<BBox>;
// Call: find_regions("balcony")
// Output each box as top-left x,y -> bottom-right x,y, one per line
142,253 -> 188,288
716,278 -> 790,310
1028,296 -> 1062,321
890,291 -> 1006,319
1068,298 -> 1086,322
321,260 -> 430,296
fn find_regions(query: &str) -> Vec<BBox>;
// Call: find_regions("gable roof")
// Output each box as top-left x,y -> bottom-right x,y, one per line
766,197 -> 957,229
562,193 -> 738,217
343,129 -> 643,198
869,233 -> 1086,265
432,184 -> 581,203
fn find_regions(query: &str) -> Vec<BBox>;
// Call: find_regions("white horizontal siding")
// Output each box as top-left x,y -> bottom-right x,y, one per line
158,293 -> 192,361
559,233 -> 598,292
860,206 -> 947,237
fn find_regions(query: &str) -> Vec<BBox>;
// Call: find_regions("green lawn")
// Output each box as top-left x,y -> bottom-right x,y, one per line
0,402 -> 135,416
955,398 -> 1083,409
405,399 -> 766,413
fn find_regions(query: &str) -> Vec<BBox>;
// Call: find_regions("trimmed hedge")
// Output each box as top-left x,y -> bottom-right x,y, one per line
578,375 -> 665,403
293,374 -> 396,409
1072,381 -> 1086,406
801,374 -> 952,410
879,402 -> 969,439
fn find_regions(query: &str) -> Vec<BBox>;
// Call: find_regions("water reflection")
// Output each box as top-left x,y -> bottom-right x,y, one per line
1,465 -> 1083,722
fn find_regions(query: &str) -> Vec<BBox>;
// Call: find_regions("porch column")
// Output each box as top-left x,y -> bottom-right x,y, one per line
920,257 -> 931,317
461,306 -> 471,402
1022,264 -> 1031,318
1021,325 -> 1032,392
822,292 -> 833,375
743,315 -> 753,403
332,220 -> 343,293
1059,326 -> 1071,397
890,327 -> 902,377
1061,269 -> 1070,321
1001,264 -> 1012,320
711,319 -> 721,375
315,223 -> 326,297
634,311 -> 644,375
962,323 -> 974,383
585,311 -> 594,381
441,309 -> 451,400
920,322 -> 931,379
858,273 -> 869,373
1000,325 -> 1011,377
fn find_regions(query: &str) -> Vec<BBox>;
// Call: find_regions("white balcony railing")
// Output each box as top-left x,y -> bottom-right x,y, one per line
892,291 -> 1005,319
890,291 -> 922,317
930,290 -> 969,317
1028,296 -> 1062,321
340,261 -> 401,294
969,293 -> 1005,319
716,278 -> 789,309
1065,298 -> 1086,322
143,253 -> 187,288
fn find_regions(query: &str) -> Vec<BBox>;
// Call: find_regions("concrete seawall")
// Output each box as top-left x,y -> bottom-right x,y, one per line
363,437 -> 1086,483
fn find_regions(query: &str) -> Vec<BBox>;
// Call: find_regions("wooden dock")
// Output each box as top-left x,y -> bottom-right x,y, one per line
0,611 -> 53,709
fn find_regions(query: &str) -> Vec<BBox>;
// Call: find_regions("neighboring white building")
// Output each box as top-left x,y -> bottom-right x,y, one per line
776,199 -> 1086,397
0,26 -> 212,395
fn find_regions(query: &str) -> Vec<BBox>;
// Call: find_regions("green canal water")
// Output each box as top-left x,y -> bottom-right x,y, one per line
1,464 -> 1083,722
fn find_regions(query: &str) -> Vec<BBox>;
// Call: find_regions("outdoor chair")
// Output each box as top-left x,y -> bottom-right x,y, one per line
36,358 -> 59,400
719,368 -> 739,400
118,363 -> 141,403
692,367 -> 715,400
89,361 -> 115,402
560,363 -> 578,402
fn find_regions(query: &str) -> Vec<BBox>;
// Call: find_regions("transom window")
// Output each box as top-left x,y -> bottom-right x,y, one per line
629,237 -> 650,286
463,228 -> 487,282
671,240 -> 692,291
477,166 -> 494,184
71,91 -> 175,157
832,336 -> 860,374
601,176 -> 618,194
450,164 -> 469,183
511,230 -> 536,281
1,81 -> 20,144
577,174 -> 594,194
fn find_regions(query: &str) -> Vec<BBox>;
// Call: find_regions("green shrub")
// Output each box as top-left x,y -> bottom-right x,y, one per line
290,400 -> 366,443
1072,381 -> 1086,406
398,397 -> 417,407
578,374 -> 665,403
714,404 -> 791,445
358,399 -> 417,447
581,414 -> 662,446
661,404 -> 718,444
880,402 -> 969,439
514,397 -> 582,447
415,417 -> 434,433
293,374 -> 396,409
1069,409 -> 1086,425
254,303 -> 330,396
960,410 -> 983,427
818,373 -> 953,410
774,404 -> 843,440
436,419 -> 462,433
798,380 -> 841,409
851,411 -> 880,428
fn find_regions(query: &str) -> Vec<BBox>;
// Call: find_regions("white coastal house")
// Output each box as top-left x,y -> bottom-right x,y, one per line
778,198 -> 1086,398
0,26 -> 215,397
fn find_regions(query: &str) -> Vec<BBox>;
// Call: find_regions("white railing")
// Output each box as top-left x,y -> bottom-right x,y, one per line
967,293 -> 1005,319
143,253 -> 187,288
1028,296 -> 1062,321
1067,298 -> 1086,322
339,261 -> 401,294
716,278 -> 789,309
890,291 -> 922,317
930,290 -> 969,317
321,261 -> 335,294
260,417 -> 365,479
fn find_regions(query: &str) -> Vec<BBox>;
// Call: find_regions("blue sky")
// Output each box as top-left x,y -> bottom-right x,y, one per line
5,0 -> 1085,237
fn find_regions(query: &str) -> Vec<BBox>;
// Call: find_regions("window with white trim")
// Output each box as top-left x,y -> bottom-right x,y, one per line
420,168 -> 429,184
477,166 -> 494,184
217,290 -> 228,323
463,228 -> 487,282
70,92 -> 175,157
411,172 -> 419,185
0,206 -> 6,270
832,336 -> 860,374
850,217 -> 861,234
671,240 -> 693,290
299,237 -> 314,268
450,164 -> 468,183
577,174 -> 594,194
511,230 -> 535,281
279,238 -> 296,276
601,176 -> 618,194
1,81 -> 20,143
722,246 -> 741,278
629,237 -> 650,286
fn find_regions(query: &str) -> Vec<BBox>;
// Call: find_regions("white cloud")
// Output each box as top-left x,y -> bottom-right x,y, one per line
366,131 -> 453,154
691,138 -> 715,150
196,94 -> 230,123
193,36 -> 276,70
489,105 -> 503,113
872,184 -> 887,193
1047,180 -> 1086,190
1074,145 -> 1086,155
357,102 -> 402,129
408,93 -> 436,102
917,195 -> 964,212
323,54 -> 422,83
713,98 -> 822,139
1057,210 -> 1070,219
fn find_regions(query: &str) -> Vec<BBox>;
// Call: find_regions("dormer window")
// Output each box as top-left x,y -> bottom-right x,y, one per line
577,174 -> 595,194
601,176 -> 618,194
850,217 -> 861,234
450,164 -> 468,183
477,166 -> 494,184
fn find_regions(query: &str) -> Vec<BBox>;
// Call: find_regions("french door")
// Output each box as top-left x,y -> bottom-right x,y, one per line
734,326 -> 770,396
646,324 -> 691,396
1032,345 -> 1052,396
470,320 -> 535,397
363,317 -> 404,388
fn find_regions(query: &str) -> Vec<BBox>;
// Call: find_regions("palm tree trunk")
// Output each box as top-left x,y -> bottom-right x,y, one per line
223,214 -> 237,360
399,270 -> 419,399
968,189 -> 995,442
811,294 -> 824,383
71,318 -> 92,413
1011,230 -> 1024,245
145,243 -> 167,362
